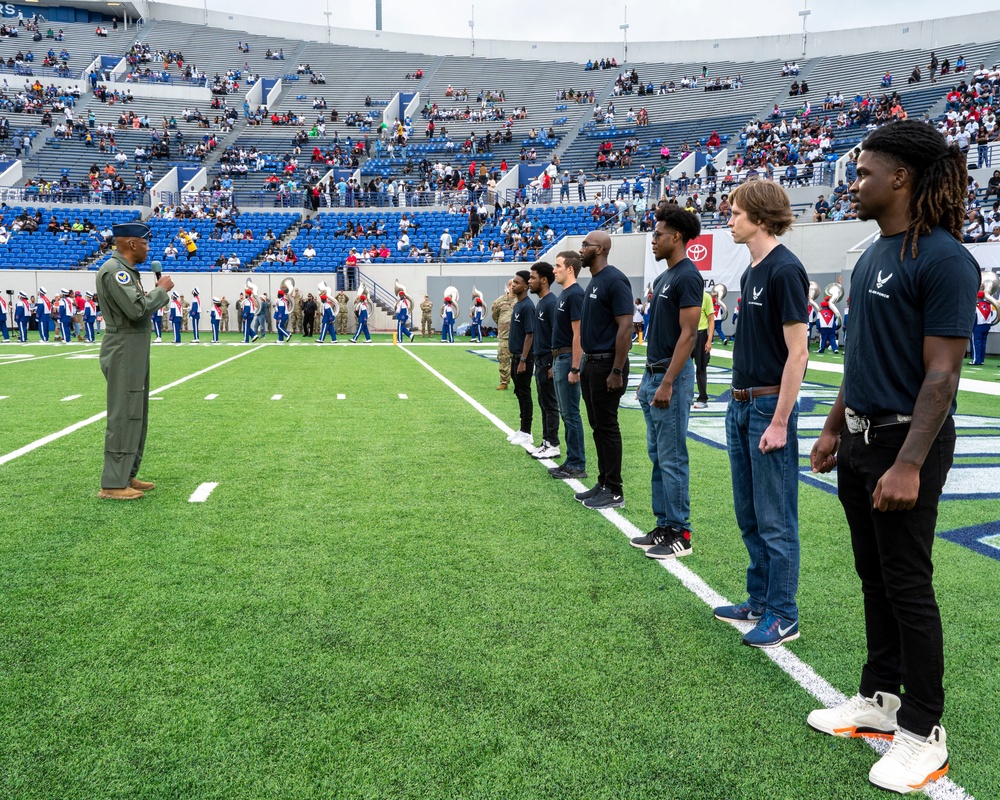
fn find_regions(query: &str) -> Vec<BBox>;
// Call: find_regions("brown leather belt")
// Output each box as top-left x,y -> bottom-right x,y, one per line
731,385 -> 781,402
551,346 -> 573,356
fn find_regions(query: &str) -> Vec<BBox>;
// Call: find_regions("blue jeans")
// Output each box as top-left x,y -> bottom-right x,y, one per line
638,360 -> 694,530
552,353 -> 586,470
725,394 -> 800,621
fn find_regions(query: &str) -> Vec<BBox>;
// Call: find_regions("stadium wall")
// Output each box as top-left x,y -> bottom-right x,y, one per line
146,4 -> 1000,63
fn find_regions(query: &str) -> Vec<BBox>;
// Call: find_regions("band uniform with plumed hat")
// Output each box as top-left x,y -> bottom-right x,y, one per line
112,222 -> 152,240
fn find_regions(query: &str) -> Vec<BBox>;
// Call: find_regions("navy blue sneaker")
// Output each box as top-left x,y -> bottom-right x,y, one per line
713,600 -> 765,622
742,610 -> 799,648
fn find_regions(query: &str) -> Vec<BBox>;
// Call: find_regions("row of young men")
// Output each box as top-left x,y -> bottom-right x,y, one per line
1,288 -> 99,343
503,121 -> 979,796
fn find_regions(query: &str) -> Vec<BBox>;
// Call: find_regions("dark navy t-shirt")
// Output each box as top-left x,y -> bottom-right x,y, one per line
646,257 -> 704,364
731,244 -> 809,388
508,295 -> 536,356
551,282 -> 584,350
845,226 -> 979,416
533,291 -> 558,356
581,264 -> 634,353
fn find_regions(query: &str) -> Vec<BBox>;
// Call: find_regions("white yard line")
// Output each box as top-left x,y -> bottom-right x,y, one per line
398,393 -> 408,399
337,393 -> 346,400
188,482 -> 219,503
0,395 -> 8,400
204,394 -> 218,400
0,345 -> 266,468
60,394 -> 82,402
399,345 -> 974,800
271,394 -> 282,400
0,348 -> 100,366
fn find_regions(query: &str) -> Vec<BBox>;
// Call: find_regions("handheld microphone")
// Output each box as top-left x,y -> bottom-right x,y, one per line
151,260 -> 162,281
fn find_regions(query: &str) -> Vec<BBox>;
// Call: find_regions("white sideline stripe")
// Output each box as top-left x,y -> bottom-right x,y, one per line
205,394 -> 218,400
188,482 -> 218,503
398,393 -> 408,399
337,393 -> 346,400
61,394 -> 82,402
0,395 -> 7,400
400,346 -> 974,800
0,351 -> 92,366
0,345 -> 266,468
271,394 -> 282,400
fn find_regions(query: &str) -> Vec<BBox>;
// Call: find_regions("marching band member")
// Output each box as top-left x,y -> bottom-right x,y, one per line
274,290 -> 291,342
14,291 -> 30,342
0,292 -> 9,342
151,301 -> 163,342
317,291 -> 338,343
83,291 -> 98,342
36,288 -> 51,342
971,290 -> 998,365
470,296 -> 485,343
59,288 -> 75,344
169,290 -> 183,344
440,295 -> 456,343
189,288 -> 202,343
712,294 -> 729,344
395,290 -> 415,342
817,299 -> 840,354
210,297 -> 223,343
242,286 -> 257,343
351,294 -> 372,343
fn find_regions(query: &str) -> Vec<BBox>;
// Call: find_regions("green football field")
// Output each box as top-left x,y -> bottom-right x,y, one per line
1,335 -> 998,800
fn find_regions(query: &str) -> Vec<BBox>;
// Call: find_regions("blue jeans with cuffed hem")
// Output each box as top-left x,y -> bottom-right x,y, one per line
552,353 -> 585,470
638,360 -> 694,530
725,393 -> 800,622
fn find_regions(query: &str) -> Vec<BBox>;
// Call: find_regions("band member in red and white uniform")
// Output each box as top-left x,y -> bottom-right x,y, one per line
970,290 -> 997,364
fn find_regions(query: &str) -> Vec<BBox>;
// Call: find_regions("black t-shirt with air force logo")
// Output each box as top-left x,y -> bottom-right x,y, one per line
731,244 -> 809,388
845,227 -> 979,417
646,257 -> 704,364
581,264 -> 634,353
508,295 -> 536,356
551,282 -> 584,350
533,291 -> 558,357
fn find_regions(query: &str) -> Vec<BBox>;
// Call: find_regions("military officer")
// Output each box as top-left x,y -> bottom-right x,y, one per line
220,295 -> 231,333
420,295 -> 434,336
491,281 -> 515,389
96,221 -> 173,500
335,289 -> 350,334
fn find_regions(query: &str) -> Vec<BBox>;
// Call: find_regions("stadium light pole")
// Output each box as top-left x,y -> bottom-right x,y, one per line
469,5 -> 475,57
324,0 -> 332,44
799,2 -> 811,58
619,6 -> 629,66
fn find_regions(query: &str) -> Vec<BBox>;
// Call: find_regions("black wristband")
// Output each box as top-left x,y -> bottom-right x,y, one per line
612,367 -> 623,375
569,367 -> 580,374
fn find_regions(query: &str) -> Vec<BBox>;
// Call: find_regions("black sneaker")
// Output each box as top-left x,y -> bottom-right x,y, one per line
645,527 -> 693,559
548,464 -> 565,475
583,487 -> 625,510
575,483 -> 604,503
630,526 -> 665,549
551,466 -> 588,480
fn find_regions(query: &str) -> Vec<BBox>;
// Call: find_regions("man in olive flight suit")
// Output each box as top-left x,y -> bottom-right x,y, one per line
491,281 -> 515,389
96,221 -> 174,500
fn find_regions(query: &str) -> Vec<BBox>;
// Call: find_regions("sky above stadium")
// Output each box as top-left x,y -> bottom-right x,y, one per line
169,0 -> 1000,42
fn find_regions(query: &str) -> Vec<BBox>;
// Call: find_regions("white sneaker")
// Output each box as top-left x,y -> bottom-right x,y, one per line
808,692 -> 899,739
154,337 -> 162,343
509,431 -> 532,446
869,725 -> 949,794
532,444 -> 561,460
506,431 -> 520,442
529,441 -> 550,456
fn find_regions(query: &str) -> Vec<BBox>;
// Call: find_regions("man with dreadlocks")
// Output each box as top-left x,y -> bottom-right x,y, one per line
808,120 -> 979,794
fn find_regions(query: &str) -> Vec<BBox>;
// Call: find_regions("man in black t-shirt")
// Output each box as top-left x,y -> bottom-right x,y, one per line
629,206 -> 704,560
808,121 -> 978,795
712,180 -> 809,650
506,271 -> 536,448
549,251 -> 587,480
528,261 -> 561,460
575,230 -> 634,510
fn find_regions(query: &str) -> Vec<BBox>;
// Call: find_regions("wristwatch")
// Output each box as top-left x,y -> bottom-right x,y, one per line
612,367 -> 623,375
520,356 -> 528,362
569,367 -> 580,374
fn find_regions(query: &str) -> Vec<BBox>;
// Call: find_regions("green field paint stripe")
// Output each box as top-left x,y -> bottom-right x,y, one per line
401,345 -> 975,800
0,345 -> 266,468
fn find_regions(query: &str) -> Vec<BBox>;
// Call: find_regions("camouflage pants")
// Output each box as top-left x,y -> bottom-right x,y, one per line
421,316 -> 433,336
290,312 -> 302,333
337,312 -> 349,334
221,313 -> 229,332
497,338 -> 511,385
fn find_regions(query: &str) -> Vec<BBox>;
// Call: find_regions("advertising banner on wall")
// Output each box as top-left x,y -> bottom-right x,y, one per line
643,230 -> 749,292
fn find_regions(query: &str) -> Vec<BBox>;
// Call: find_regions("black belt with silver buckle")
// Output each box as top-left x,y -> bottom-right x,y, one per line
645,358 -> 672,374
584,351 -> 614,361
844,407 -> 913,443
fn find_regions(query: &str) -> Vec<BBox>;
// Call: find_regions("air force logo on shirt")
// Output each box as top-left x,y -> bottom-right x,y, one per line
558,301 -> 566,310
115,270 -> 131,285
870,270 -> 893,299
750,285 -> 764,307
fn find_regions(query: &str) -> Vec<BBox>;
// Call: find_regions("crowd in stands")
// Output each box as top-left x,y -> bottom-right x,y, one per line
585,58 -> 619,71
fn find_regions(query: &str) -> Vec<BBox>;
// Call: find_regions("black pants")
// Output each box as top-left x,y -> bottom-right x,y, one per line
693,329 -> 709,402
534,356 -> 560,446
303,317 -> 314,336
837,418 -> 955,736
580,357 -> 628,493
512,353 -> 534,434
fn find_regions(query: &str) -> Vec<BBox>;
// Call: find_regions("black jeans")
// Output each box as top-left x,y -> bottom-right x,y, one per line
534,355 -> 560,446
580,356 -> 629,493
303,317 -> 314,336
693,329 -> 709,402
512,353 -> 534,434
837,417 -> 955,736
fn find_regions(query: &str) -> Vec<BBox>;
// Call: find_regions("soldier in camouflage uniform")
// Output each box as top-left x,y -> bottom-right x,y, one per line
420,295 -> 434,336
181,295 -> 190,331
220,296 -> 231,332
491,281 -> 515,389
335,290 -> 350,335
96,222 -> 173,500
290,288 -> 303,333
